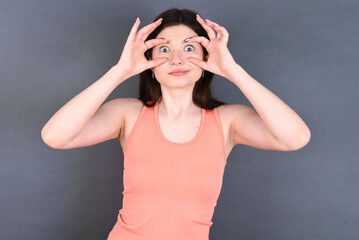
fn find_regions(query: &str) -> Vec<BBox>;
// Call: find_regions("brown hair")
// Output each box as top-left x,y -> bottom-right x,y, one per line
138,8 -> 226,110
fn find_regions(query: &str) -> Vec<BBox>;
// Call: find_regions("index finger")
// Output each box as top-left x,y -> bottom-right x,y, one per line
127,17 -> 141,42
137,18 -> 163,41
196,15 -> 216,40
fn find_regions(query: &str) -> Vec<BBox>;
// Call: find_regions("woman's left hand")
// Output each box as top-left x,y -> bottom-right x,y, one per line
186,15 -> 238,79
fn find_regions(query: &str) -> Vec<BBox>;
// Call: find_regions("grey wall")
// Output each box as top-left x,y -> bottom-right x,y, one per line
1,0 -> 358,239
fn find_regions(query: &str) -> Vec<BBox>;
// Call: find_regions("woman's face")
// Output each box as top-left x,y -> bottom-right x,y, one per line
151,24 -> 207,87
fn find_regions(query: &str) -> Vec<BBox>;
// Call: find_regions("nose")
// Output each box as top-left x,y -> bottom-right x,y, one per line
168,50 -> 186,65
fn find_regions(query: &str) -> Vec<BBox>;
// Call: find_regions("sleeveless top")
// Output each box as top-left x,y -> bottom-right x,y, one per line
107,101 -> 227,240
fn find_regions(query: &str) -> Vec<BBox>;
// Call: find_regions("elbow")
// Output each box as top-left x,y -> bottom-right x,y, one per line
41,129 -> 62,149
288,129 -> 311,151
41,129 -> 54,148
41,128 -> 50,145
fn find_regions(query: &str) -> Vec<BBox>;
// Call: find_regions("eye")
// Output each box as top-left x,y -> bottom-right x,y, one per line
160,46 -> 169,53
185,45 -> 194,51
159,45 -> 195,53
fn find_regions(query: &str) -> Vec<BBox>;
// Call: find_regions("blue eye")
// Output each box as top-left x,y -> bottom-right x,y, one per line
159,45 -> 194,53
185,45 -> 194,51
160,46 -> 169,52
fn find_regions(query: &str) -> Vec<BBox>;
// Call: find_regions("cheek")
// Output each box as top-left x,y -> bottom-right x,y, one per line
151,48 -> 163,59
152,62 -> 167,75
184,49 -> 203,61
189,48 -> 203,56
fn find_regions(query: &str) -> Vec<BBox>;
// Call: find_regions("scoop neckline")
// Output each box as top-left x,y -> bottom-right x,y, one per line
153,101 -> 206,146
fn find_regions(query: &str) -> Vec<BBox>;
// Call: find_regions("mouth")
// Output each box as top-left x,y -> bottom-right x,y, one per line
168,70 -> 189,76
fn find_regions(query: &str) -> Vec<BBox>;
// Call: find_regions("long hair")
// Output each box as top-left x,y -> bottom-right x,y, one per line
138,8 -> 226,110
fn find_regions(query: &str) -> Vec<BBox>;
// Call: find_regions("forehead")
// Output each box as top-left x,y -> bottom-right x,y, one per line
156,24 -> 198,41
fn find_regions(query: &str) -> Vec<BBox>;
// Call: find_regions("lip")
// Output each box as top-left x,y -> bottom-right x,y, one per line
168,70 -> 189,76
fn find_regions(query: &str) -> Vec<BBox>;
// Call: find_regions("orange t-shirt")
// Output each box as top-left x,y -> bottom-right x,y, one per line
107,101 -> 227,240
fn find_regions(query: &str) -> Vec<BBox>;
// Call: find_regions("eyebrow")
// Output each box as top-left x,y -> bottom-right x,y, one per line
158,35 -> 198,43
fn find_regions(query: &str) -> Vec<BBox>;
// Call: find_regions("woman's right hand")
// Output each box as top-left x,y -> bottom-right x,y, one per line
115,18 -> 169,79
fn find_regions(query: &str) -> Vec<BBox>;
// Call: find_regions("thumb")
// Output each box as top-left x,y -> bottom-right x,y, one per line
147,57 -> 168,69
187,57 -> 206,70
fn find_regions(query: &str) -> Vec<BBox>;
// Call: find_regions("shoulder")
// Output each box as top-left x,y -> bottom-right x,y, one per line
212,104 -> 249,152
215,103 -> 247,124
115,97 -> 144,121
112,97 -> 143,111
215,103 -> 251,141
109,98 -> 144,127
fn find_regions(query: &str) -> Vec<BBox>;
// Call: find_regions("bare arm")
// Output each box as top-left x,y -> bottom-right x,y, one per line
227,64 -> 311,151
41,66 -> 126,149
41,17 -> 169,149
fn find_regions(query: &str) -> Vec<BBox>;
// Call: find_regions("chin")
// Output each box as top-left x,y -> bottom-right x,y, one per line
158,77 -> 199,87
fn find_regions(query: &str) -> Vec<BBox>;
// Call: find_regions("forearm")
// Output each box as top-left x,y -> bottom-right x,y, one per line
41,65 -> 127,144
225,64 -> 311,149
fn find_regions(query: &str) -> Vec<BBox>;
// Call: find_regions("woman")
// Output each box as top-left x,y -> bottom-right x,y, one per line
41,8 -> 310,240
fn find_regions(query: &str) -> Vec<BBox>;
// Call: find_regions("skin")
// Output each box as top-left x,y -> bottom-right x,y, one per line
147,15 -> 310,151
41,15 -> 310,153
150,24 -> 209,119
